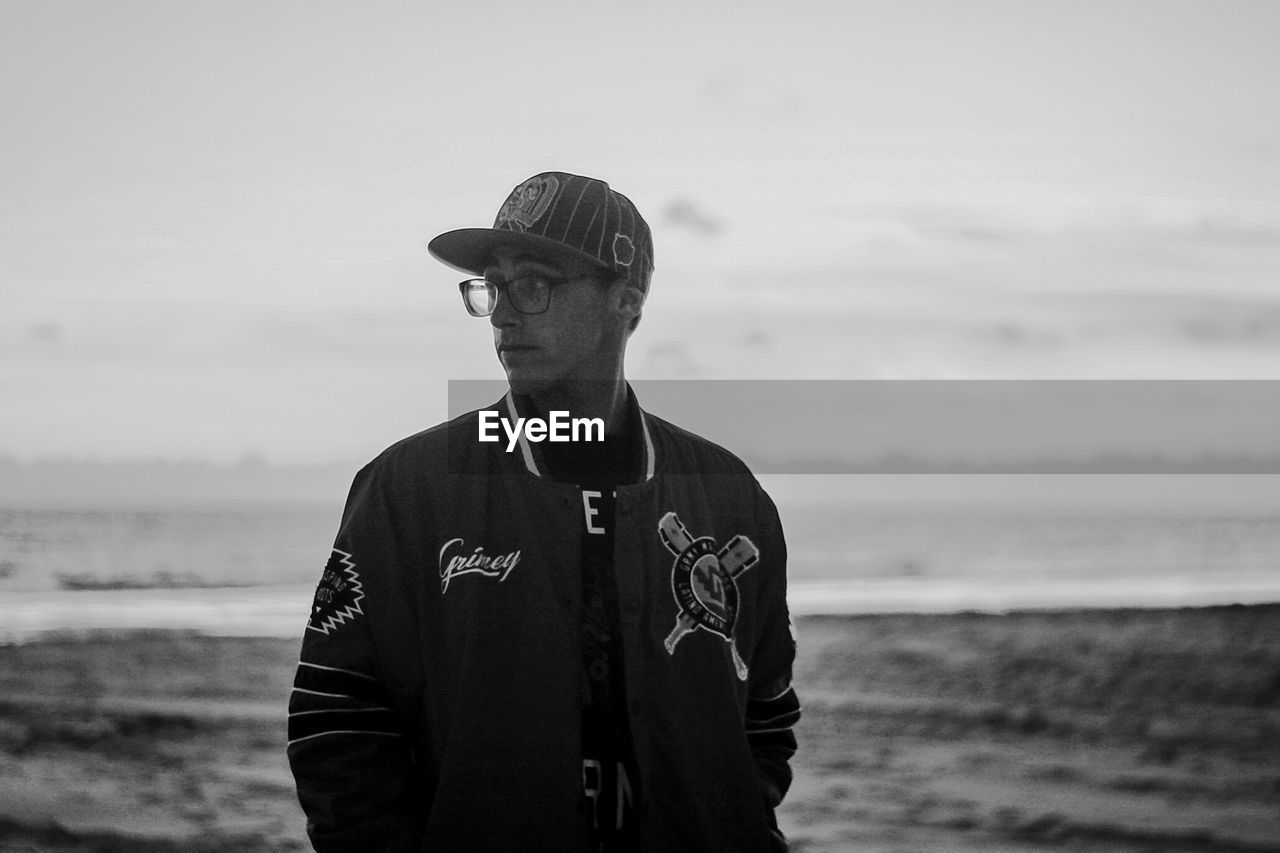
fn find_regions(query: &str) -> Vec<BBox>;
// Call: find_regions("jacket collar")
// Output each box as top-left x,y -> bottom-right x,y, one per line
501,384 -> 656,483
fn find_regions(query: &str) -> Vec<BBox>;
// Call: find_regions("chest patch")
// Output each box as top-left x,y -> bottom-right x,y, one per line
658,512 -> 758,680
438,537 -> 523,594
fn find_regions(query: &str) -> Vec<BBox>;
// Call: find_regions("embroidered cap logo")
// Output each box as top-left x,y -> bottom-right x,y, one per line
612,233 -> 635,267
658,512 -> 758,680
495,174 -> 560,232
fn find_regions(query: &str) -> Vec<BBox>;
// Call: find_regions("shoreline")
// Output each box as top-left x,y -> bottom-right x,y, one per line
4,579 -> 1279,645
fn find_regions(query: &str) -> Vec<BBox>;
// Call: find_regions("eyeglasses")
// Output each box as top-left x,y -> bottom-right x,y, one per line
458,275 -> 573,317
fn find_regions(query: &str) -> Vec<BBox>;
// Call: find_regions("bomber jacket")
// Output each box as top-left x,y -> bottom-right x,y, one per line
287,389 -> 801,851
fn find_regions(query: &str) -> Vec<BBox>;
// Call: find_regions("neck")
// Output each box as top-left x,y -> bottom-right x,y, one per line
521,375 -> 629,435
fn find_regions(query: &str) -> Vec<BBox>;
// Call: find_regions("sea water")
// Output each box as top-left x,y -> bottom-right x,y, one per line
2,499 -> 1279,641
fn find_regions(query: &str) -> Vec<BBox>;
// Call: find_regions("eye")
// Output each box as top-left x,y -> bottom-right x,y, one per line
509,276 -> 551,298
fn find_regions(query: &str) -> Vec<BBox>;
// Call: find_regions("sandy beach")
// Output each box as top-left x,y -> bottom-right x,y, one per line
1,606 -> 1278,852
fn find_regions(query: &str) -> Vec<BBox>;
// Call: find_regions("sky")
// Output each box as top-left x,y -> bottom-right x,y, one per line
4,0 -> 1280,465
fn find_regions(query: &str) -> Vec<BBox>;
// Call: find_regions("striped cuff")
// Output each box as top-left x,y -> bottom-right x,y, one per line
287,660 -> 403,746
746,684 -> 801,734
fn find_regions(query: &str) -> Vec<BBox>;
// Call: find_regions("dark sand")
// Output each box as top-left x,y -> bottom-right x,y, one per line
1,606 -> 1278,852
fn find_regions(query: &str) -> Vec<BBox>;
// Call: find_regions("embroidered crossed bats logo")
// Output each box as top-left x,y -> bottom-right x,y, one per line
658,512 -> 759,681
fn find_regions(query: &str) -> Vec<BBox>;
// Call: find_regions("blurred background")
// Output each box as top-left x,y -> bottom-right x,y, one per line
4,3 -> 1280,851
5,0 -> 1280,463
3,0 -> 1279,620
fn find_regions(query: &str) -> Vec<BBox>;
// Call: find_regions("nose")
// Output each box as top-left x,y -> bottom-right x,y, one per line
489,286 -> 520,329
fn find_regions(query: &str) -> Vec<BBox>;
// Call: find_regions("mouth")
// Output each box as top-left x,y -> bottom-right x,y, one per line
498,343 -> 537,355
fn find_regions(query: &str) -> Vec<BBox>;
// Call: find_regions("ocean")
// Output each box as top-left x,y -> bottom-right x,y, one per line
3,500 -> 1279,642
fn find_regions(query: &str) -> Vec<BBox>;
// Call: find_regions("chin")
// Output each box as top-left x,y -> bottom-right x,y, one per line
505,372 -> 607,405
502,369 -> 556,399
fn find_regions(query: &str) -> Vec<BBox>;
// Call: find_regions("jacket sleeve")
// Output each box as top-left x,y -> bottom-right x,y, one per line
287,464 -> 425,851
745,485 -> 801,842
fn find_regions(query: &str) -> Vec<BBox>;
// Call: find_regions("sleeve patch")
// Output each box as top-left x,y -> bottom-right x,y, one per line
307,548 -> 365,635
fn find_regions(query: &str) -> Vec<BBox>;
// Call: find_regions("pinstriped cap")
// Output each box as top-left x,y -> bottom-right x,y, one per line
428,172 -> 654,293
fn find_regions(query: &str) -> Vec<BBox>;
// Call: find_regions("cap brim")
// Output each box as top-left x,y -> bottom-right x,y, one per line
428,228 -> 611,278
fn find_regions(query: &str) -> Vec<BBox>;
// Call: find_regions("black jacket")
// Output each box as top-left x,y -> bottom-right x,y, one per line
288,391 -> 800,851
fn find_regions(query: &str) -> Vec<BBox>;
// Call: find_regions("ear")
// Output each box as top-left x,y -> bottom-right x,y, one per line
612,279 -> 646,324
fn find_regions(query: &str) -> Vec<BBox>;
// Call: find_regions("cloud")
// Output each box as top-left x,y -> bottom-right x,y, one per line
24,322 -> 62,343
877,197 -> 1280,250
641,339 -> 701,376
982,322 -> 1065,349
1178,305 -> 1280,346
697,72 -> 805,126
1174,216 -> 1280,248
662,198 -> 723,238
1031,291 -> 1280,349
922,224 -> 1018,245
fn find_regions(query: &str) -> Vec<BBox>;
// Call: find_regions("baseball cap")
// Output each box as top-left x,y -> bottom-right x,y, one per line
428,171 -> 654,292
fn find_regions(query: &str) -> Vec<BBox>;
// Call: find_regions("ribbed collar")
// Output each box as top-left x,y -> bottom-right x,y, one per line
501,384 -> 656,484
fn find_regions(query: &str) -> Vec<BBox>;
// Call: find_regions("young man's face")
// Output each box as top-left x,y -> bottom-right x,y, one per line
483,248 -> 623,397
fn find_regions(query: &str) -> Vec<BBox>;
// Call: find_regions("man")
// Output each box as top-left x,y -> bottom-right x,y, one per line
287,171 -> 800,851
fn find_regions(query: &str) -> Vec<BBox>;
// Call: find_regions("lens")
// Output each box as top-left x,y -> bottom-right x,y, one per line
507,277 -> 551,314
460,280 -> 495,317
